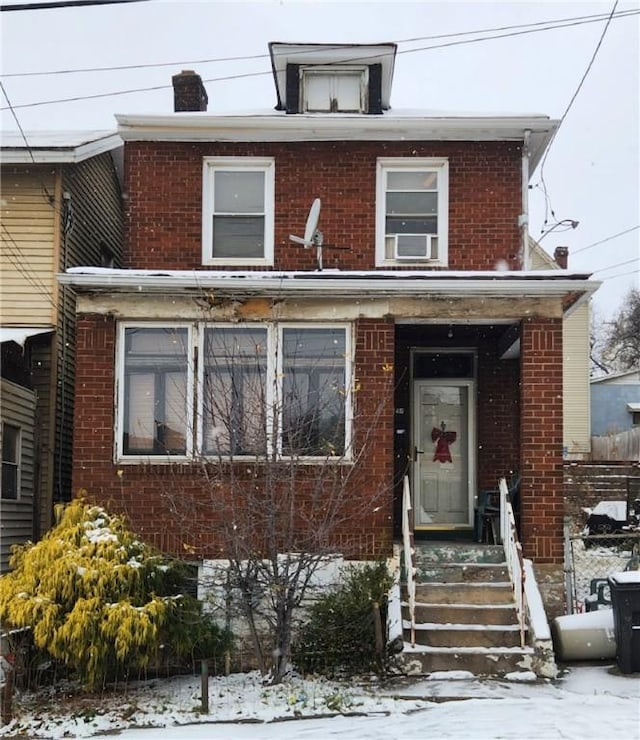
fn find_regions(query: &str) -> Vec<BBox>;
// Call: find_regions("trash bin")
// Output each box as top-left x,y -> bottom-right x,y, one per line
608,572 -> 640,674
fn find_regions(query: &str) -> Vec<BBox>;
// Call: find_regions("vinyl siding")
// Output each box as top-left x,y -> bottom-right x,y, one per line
563,302 -> 591,456
0,379 -> 37,572
0,168 -> 58,325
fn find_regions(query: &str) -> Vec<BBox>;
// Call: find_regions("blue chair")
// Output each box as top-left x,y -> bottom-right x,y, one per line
475,473 -> 520,543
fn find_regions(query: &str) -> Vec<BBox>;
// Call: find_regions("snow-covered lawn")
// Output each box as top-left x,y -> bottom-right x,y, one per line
1,664 -> 638,739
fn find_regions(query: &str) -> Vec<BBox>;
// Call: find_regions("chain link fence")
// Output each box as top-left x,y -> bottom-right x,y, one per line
564,528 -> 640,614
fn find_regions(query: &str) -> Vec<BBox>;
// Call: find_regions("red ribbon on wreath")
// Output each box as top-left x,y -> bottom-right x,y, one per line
431,422 -> 457,463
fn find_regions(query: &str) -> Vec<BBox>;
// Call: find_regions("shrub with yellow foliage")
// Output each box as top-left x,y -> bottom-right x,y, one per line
0,500 -> 230,687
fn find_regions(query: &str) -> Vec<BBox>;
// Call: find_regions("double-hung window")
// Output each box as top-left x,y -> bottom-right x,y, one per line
202,158 -> 275,266
375,158 -> 448,267
1,423 -> 20,500
117,322 -> 351,462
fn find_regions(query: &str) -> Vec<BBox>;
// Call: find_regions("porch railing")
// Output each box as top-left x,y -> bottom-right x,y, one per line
499,476 -> 527,648
401,475 -> 416,647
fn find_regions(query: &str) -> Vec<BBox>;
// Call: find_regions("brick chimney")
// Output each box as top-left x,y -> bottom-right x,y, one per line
172,70 -> 208,112
554,246 -> 569,269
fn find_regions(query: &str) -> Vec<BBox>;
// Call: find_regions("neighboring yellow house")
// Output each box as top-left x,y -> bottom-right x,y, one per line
0,131 -> 123,570
530,240 -> 592,460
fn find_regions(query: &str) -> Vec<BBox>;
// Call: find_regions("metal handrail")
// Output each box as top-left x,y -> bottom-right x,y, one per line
499,476 -> 527,648
401,475 -> 416,647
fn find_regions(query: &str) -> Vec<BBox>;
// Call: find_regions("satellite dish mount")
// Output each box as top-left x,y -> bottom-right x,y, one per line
289,198 -> 325,271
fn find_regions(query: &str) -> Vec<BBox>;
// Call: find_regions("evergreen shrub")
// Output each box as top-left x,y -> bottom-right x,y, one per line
292,561 -> 393,677
0,499 -> 231,687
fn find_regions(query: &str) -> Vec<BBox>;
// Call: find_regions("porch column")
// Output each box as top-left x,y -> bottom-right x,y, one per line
519,317 -> 564,563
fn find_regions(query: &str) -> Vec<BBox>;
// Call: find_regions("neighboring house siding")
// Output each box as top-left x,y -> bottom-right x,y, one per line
0,168 -> 58,325
0,379 -> 36,572
592,384 -> 640,435
123,140 -> 521,271
563,303 -> 591,457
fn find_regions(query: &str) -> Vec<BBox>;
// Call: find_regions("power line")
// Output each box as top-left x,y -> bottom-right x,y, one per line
535,0 -> 619,226
572,226 -> 640,255
1,0 -> 149,11
592,257 -> 639,274
2,8 -> 638,112
2,8 -> 636,79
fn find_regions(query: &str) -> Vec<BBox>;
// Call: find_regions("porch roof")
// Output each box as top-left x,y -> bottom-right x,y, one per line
59,267 -> 599,312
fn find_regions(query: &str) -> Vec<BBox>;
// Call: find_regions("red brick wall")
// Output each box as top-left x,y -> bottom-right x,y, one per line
123,140 -> 522,272
72,314 -> 395,560
520,317 -> 564,562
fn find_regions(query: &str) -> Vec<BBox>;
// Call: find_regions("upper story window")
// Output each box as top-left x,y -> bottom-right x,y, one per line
301,66 -> 367,113
202,157 -> 275,266
1,422 -> 20,500
375,158 -> 449,267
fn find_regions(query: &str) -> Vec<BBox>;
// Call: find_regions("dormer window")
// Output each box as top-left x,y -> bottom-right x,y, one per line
301,66 -> 367,113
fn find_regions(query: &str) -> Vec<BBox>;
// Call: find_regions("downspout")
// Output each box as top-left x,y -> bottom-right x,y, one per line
519,129 -> 531,269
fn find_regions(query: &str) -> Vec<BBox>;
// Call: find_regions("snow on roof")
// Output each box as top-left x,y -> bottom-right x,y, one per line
0,130 -> 122,164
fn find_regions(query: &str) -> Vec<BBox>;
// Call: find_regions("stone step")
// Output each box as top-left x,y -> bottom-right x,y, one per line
395,644 -> 535,677
402,601 -> 519,625
416,562 -> 509,583
402,620 -> 525,648
412,581 -> 515,605
413,543 -> 505,565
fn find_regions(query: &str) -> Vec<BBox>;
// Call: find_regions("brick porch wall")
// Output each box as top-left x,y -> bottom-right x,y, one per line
72,314 -> 396,560
520,317 -> 564,563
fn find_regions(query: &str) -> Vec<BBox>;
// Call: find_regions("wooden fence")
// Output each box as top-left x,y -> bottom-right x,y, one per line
591,426 -> 640,461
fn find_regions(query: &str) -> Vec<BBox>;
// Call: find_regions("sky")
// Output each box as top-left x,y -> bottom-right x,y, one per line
1,663 -> 638,739
1,0 -> 638,321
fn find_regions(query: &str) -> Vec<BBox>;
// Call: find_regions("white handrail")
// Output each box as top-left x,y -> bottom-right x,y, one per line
402,475 -> 416,647
499,477 -> 527,648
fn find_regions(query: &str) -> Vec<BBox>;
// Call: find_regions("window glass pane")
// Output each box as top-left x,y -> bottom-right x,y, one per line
203,328 -> 267,456
214,171 -> 264,213
387,192 -> 438,215
212,216 -> 265,259
386,216 -> 438,234
387,171 -> 438,190
123,328 -> 189,455
304,71 -> 362,112
282,328 -> 346,456
1,423 -> 19,500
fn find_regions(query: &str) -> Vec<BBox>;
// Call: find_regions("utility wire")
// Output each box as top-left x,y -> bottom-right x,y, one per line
2,8 -> 636,78
535,0 -> 619,227
591,257 -> 639,274
571,225 -> 640,255
1,0 -> 150,11
2,7 -> 637,112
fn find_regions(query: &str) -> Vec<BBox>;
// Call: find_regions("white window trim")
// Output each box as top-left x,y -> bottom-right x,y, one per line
115,322 -> 195,464
375,157 -> 449,268
300,65 -> 368,113
201,157 -> 275,267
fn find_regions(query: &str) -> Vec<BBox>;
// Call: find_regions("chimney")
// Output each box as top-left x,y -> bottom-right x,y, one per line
554,246 -> 569,269
172,70 -> 208,112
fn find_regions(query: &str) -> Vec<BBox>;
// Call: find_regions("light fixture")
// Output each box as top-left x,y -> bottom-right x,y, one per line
538,219 -> 579,242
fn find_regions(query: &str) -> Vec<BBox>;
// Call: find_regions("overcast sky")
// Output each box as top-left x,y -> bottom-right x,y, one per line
1,0 -> 638,320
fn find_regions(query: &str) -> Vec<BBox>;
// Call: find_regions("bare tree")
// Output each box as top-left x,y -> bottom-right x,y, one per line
146,324 -> 395,684
597,288 -> 640,374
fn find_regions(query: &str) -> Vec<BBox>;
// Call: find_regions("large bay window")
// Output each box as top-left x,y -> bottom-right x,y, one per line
117,322 -> 351,462
375,158 -> 449,267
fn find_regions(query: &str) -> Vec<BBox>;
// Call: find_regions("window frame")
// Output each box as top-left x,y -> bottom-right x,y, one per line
375,157 -> 449,267
202,157 -> 275,267
1,422 -> 21,500
116,321 -> 353,464
115,323 -> 195,463
300,65 -> 368,113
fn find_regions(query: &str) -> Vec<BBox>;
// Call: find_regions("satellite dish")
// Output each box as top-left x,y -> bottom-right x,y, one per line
289,198 -> 349,271
290,198 -> 322,248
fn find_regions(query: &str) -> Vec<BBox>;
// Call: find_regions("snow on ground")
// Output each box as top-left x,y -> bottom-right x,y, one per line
1,663 -> 638,739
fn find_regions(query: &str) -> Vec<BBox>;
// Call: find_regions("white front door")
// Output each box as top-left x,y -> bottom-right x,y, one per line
412,380 -> 475,529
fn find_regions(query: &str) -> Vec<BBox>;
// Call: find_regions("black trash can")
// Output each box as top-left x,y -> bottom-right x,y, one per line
608,573 -> 640,674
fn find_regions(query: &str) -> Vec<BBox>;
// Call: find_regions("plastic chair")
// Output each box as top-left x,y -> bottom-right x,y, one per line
475,473 -> 520,543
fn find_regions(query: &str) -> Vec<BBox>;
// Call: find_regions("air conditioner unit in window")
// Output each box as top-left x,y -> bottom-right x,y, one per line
393,233 -> 433,260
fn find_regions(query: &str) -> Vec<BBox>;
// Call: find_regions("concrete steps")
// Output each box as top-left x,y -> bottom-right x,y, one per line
396,542 -> 534,677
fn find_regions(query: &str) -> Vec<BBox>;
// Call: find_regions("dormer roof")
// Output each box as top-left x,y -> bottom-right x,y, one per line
269,42 -> 397,112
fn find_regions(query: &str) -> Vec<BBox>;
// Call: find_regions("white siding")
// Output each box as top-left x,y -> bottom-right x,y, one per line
563,303 -> 591,457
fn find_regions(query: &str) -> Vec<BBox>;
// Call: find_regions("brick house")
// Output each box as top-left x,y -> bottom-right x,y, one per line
60,44 -> 599,591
